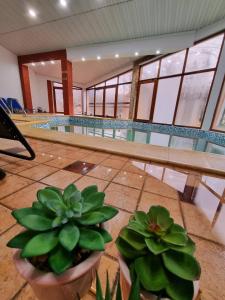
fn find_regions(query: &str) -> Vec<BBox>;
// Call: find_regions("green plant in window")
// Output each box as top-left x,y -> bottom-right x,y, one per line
116,206 -> 201,300
7,184 -> 118,274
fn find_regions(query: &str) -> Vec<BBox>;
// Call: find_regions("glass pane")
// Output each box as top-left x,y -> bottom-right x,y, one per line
106,77 -> 117,86
206,143 -> 225,155
149,132 -> 170,147
163,169 -> 187,193
160,51 -> 186,76
175,72 -> 214,127
185,34 -> 224,72
140,61 -> 159,80
212,79 -> 225,131
73,89 -> 82,115
117,84 -> 131,119
87,89 -> 94,115
105,87 -> 116,117
95,89 -> 104,116
170,136 -> 195,150
136,82 -> 154,120
119,71 -> 132,83
55,89 -> 64,112
153,77 -> 181,124
95,82 -> 105,88
134,130 -> 148,144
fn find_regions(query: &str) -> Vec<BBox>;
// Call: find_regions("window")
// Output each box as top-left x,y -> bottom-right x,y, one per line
105,87 -> 116,117
175,72 -> 214,127
119,71 -> 132,84
106,77 -> 117,86
136,33 -> 224,128
54,88 -> 64,112
95,82 -> 105,88
212,76 -> 225,131
117,84 -> 131,119
73,88 -> 82,115
95,89 -> 104,116
87,89 -> 94,115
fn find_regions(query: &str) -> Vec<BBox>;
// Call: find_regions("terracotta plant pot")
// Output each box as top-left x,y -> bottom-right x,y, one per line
118,254 -> 200,300
13,223 -> 110,300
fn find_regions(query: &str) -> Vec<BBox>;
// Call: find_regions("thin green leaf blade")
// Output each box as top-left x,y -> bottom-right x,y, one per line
96,272 -> 104,300
105,272 -> 111,300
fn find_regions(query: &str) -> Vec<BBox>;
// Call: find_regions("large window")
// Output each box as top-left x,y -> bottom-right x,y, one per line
87,70 -> 132,119
212,76 -> 225,132
73,87 -> 83,115
136,33 -> 224,128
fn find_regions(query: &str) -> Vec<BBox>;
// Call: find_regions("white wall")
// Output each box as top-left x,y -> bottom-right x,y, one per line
0,45 -> 23,104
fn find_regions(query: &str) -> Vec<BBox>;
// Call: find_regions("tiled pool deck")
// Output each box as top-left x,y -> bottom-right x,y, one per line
0,138 -> 225,299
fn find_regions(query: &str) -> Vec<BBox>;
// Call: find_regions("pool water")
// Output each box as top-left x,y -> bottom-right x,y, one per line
50,124 -> 225,155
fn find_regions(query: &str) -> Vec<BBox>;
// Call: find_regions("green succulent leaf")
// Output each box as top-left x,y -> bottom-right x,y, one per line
71,201 -> 82,214
145,238 -> 169,255
97,206 -> 118,221
21,231 -> 58,257
52,216 -> 63,228
148,206 -> 173,232
63,184 -> 77,204
116,237 -> 147,260
170,223 -> 187,234
169,237 -> 196,255
162,232 -> 188,246
12,207 -> 46,220
32,201 -> 43,210
82,192 -> 105,213
59,224 -> 80,251
37,189 -> 66,213
79,228 -> 105,251
134,255 -> 168,292
18,214 -> 53,231
166,274 -> 194,300
49,246 -> 73,274
44,186 -> 62,197
127,221 -> 152,238
68,190 -> 82,206
94,227 -> 113,243
7,230 -> 36,249
120,228 -> 146,251
162,250 -> 201,281
134,211 -> 148,226
81,185 -> 98,199
78,211 -> 106,225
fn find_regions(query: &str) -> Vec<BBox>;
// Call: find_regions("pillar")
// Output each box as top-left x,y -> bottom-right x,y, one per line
61,59 -> 73,115
19,64 -> 33,111
129,64 -> 140,119
47,80 -> 54,113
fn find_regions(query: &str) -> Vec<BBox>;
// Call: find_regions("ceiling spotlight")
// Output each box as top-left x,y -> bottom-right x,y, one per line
60,0 -> 67,7
115,54 -> 119,58
134,52 -> 139,56
28,9 -> 37,18
81,57 -> 86,62
97,56 -> 101,60
50,60 -> 55,64
31,62 -> 36,66
156,49 -> 161,54
41,61 -> 45,66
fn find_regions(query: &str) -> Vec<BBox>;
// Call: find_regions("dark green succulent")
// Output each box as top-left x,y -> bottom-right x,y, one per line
7,184 -> 118,274
116,206 -> 201,300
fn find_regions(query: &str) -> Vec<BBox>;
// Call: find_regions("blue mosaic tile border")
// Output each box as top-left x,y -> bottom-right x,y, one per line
32,116 -> 225,147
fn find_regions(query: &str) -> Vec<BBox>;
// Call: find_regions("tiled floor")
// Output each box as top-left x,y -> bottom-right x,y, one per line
0,138 -> 225,300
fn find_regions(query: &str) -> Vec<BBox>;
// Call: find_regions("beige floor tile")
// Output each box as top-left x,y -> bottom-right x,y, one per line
1,182 -> 47,210
75,176 -> 109,192
19,165 -> 58,181
181,202 -> 220,243
32,152 -> 55,163
83,154 -> 108,164
192,235 -> 225,300
41,170 -> 81,189
109,154 -> 129,162
144,175 -> 181,200
0,174 -> 33,199
105,182 -> 140,212
3,160 -> 38,174
101,158 -> 126,170
63,151 -> 89,161
0,204 -> 15,234
138,191 -> 184,226
0,155 -> 19,166
44,157 -> 75,169
105,209 -> 131,258
0,225 -> 26,300
122,160 -> 149,175
113,171 -> 145,189
14,284 -> 37,300
88,166 -> 119,181
91,255 -> 118,293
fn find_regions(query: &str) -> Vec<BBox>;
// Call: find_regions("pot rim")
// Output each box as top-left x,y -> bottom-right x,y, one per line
13,223 -> 108,286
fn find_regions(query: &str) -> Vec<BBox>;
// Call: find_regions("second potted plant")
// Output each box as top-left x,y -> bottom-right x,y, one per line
116,205 -> 201,300
7,183 -> 118,300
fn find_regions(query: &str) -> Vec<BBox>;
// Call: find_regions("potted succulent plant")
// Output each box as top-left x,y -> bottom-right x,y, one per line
116,206 -> 201,300
7,184 -> 118,300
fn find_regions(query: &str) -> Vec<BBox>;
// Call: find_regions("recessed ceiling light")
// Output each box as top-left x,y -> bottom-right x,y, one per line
41,61 -> 45,66
59,0 -> 67,7
97,56 -> 101,60
134,52 -> 139,56
31,62 -> 36,66
156,50 -> 161,54
115,54 -> 119,58
28,9 -> 37,18
50,60 -> 55,64
81,57 -> 86,62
